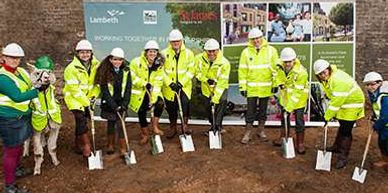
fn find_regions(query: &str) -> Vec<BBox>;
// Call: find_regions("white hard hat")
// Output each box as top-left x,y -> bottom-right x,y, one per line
280,47 -> 296,62
169,29 -> 183,41
204,38 -> 220,51
76,39 -> 93,51
313,59 -> 330,74
110,47 -> 124,58
248,28 -> 263,39
144,40 -> 159,50
363,71 -> 383,83
2,43 -> 25,57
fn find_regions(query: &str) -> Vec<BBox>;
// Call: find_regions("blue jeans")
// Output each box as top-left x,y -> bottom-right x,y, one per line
0,114 -> 33,147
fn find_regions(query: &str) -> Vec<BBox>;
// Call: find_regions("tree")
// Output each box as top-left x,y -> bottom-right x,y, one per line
329,3 -> 353,36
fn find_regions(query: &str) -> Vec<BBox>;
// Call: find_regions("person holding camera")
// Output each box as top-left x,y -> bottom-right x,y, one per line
129,40 -> 165,145
94,48 -> 131,155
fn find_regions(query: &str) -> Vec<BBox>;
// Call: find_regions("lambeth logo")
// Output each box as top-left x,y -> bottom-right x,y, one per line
90,9 -> 125,24
143,10 -> 157,24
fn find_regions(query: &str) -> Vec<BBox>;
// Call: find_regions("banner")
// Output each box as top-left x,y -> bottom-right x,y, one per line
84,1 -> 356,126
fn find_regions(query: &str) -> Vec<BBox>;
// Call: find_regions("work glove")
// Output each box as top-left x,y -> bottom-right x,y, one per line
146,83 -> 152,91
240,90 -> 247,97
89,97 -> 96,111
271,87 -> 279,94
169,82 -> 179,92
115,106 -> 123,112
279,84 -> 285,90
207,79 -> 216,86
284,106 -> 292,113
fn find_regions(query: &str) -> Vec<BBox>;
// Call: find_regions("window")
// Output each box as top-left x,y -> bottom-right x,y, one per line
242,13 -> 247,21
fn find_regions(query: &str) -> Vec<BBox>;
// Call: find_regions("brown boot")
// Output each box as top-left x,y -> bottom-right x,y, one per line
373,155 -> 388,168
272,129 -> 285,147
257,122 -> 268,142
335,136 -> 352,169
139,127 -> 150,145
166,122 -> 177,139
118,138 -> 127,156
296,132 -> 306,154
80,133 -> 91,157
151,117 -> 164,135
183,117 -> 191,134
241,123 -> 253,144
327,130 -> 342,153
106,134 -> 115,155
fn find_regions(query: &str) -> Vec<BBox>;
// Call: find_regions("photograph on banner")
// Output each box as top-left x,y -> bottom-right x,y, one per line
313,2 -> 354,42
312,43 -> 354,81
221,3 -> 266,45
268,3 -> 312,42
84,2 -> 221,60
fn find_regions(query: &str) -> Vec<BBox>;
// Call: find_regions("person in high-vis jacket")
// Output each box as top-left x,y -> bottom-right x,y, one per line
94,48 -> 131,156
313,59 -> 365,169
129,40 -> 165,145
239,28 -> 279,144
195,39 -> 230,134
272,48 -> 308,154
363,72 -> 388,169
0,43 -> 42,193
30,56 -> 62,176
63,39 -> 100,157
162,29 -> 195,138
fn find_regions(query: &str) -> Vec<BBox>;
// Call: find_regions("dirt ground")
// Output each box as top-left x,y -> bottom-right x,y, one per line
1,106 -> 388,193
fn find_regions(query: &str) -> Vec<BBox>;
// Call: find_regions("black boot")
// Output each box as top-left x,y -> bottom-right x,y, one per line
335,136 -> 352,169
4,184 -> 29,193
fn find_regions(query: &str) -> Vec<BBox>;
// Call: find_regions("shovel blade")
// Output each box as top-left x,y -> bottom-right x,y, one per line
281,137 -> 295,159
209,131 -> 222,149
179,134 -> 195,152
124,150 -> 137,166
352,167 -> 367,184
151,135 -> 164,155
315,150 -> 332,171
88,150 -> 103,170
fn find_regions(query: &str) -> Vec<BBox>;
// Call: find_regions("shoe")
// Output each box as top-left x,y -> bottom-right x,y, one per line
4,184 -> 29,193
15,166 -> 33,178
373,160 -> 388,169
166,122 -> 177,139
241,123 -> 253,144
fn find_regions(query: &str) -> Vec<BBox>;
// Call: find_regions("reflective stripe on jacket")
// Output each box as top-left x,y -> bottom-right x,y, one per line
321,65 -> 365,121
63,56 -> 100,111
161,43 -> 195,101
195,51 -> 230,104
238,39 -> 279,97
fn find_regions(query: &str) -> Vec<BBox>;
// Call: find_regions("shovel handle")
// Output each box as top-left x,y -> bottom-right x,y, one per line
89,107 -> 96,154
117,112 -> 130,152
360,121 -> 373,168
145,89 -> 154,117
175,90 -> 185,135
323,124 -> 328,152
283,112 -> 289,140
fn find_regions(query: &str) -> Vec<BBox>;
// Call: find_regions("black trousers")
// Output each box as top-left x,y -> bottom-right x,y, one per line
281,107 -> 305,133
204,90 -> 228,130
165,91 -> 190,123
245,97 -> 269,124
107,120 -> 124,138
138,95 -> 164,128
71,109 -> 89,136
338,119 -> 356,137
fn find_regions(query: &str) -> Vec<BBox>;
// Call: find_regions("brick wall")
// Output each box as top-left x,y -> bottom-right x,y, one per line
0,0 -> 387,83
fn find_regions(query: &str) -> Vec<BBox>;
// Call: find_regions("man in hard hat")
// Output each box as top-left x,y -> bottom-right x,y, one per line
195,38 -> 230,134
0,43 -> 41,193
63,39 -> 100,157
272,47 -> 308,154
30,55 -> 61,175
129,40 -> 165,145
363,72 -> 388,169
162,29 -> 195,138
313,59 -> 365,169
239,28 -> 279,144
